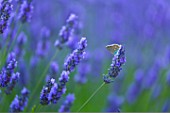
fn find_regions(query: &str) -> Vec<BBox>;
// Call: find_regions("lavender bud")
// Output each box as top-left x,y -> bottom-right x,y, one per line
40,78 -> 55,105
40,86 -> 50,105
48,71 -> 69,104
21,87 -> 29,97
48,83 -> 59,104
58,94 -> 75,112
5,72 -> 20,94
66,13 -> 78,28
6,58 -> 17,70
59,71 -> 69,86
0,52 -> 18,88
10,87 -> 29,112
10,95 -> 21,112
0,69 -> 10,87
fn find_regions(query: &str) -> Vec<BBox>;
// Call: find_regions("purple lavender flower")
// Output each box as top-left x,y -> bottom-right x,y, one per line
18,0 -> 33,23
40,78 -> 55,105
40,38 -> 87,105
103,45 -> 126,83
55,14 -> 78,49
0,69 -> 10,87
48,83 -> 59,104
58,71 -> 69,87
6,58 -> 17,70
48,71 -> 69,104
58,94 -> 75,112
10,95 -> 21,112
0,0 -> 13,34
66,13 -> 78,28
5,72 -> 20,94
0,52 -> 18,88
10,87 -> 29,112
64,37 -> 87,72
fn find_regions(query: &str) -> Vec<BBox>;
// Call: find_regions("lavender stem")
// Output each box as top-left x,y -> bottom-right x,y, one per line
77,82 -> 105,112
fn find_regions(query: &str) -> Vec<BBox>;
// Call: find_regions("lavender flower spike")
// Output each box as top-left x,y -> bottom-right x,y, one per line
55,14 -> 78,49
48,71 -> 69,104
5,72 -> 20,94
0,0 -> 13,34
18,0 -> 33,23
103,45 -> 126,83
64,37 -> 87,72
58,94 -> 75,112
40,78 -> 55,105
10,87 -> 29,112
0,52 -> 18,88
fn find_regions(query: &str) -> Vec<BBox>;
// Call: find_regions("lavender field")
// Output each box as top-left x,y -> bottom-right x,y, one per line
0,0 -> 170,112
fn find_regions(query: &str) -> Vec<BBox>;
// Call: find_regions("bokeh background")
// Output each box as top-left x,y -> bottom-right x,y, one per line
1,0 -> 170,112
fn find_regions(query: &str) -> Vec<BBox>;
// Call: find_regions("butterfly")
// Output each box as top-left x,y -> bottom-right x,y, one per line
106,44 -> 121,55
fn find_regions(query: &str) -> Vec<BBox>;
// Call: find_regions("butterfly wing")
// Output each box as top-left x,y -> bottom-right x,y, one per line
106,44 -> 121,55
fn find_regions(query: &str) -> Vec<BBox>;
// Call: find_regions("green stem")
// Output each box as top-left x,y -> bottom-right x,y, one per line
77,82 -> 105,112
36,104 -> 42,112
27,50 -> 58,110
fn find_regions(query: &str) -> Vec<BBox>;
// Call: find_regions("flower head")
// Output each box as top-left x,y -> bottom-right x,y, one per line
103,45 -> 126,83
0,52 -> 19,89
40,78 -> 55,105
5,72 -> 20,94
64,37 -> 87,72
18,0 -> 33,23
10,87 -> 29,112
48,71 -> 69,104
55,14 -> 78,49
